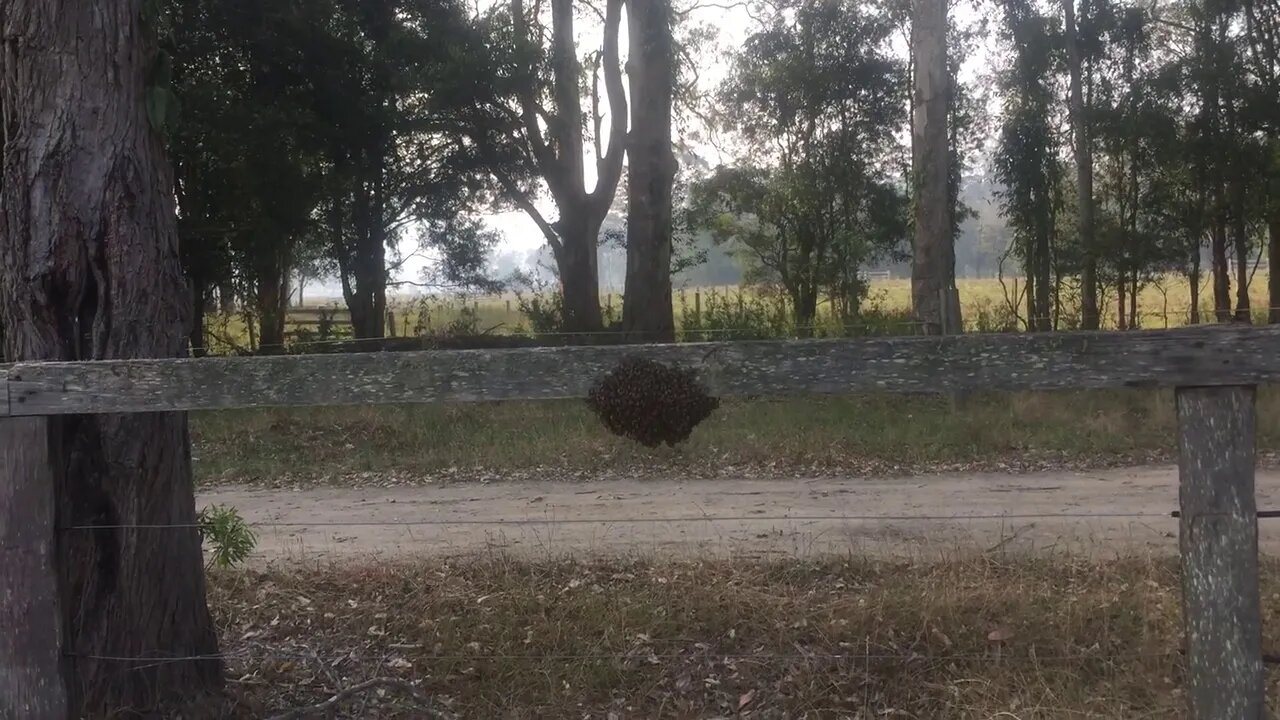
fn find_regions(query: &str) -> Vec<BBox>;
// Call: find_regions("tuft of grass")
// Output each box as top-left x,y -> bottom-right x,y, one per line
191,387 -> 1280,486
198,504 -> 257,569
206,554 -> 1280,718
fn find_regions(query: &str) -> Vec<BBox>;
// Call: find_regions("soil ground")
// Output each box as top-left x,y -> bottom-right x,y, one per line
198,464 -> 1280,562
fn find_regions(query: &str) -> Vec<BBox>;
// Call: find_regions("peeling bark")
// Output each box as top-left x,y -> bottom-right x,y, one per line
0,0 -> 223,714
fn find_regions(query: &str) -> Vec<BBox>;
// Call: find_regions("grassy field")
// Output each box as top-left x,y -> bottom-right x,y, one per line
206,555 -> 1280,718
190,387 -> 1280,487
248,275 -> 1274,351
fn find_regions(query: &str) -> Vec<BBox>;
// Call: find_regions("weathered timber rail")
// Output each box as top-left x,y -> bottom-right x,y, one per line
2,324 -> 1275,720
3,324 -> 1277,416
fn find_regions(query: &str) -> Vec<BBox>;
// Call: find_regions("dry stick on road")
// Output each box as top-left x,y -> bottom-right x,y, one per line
263,677 -> 455,720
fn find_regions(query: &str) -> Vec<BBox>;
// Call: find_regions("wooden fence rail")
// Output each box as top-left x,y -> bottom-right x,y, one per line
2,323 -> 1275,719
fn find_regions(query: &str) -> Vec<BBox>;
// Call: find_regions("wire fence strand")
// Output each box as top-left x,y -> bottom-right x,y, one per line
71,647 -> 1183,666
64,510 -> 1170,531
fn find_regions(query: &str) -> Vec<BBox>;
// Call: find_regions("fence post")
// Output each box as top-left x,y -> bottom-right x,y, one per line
0,416 -> 70,719
1176,385 -> 1263,720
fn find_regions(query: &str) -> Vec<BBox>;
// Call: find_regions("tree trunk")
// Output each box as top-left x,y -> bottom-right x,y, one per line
1024,273 -> 1036,331
510,0 -> 626,336
621,0 -> 677,344
337,176 -> 388,340
1270,215 -> 1280,323
218,280 -> 236,313
1213,206 -> 1232,322
1062,0 -> 1099,330
256,269 -> 291,353
910,0 -> 951,336
190,279 -> 209,358
1232,188 -> 1252,322
793,286 -> 819,339
1034,210 -> 1053,332
1117,276 -> 1128,330
555,218 -> 605,338
1129,275 -> 1139,329
346,251 -> 387,340
0,0 -> 223,715
1189,241 -> 1203,324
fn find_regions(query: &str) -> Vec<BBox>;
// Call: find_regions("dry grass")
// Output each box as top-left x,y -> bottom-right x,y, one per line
289,275 -> 1274,338
205,554 -> 1280,718
190,388 -> 1280,487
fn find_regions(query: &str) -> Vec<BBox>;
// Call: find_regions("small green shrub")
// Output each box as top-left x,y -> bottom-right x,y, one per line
678,287 -> 788,341
198,504 -> 256,569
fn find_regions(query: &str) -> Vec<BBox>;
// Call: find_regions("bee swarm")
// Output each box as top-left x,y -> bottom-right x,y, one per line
586,357 -> 720,448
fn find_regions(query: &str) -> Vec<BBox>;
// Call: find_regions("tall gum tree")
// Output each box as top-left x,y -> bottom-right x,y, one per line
911,0 -> 953,334
0,0 -> 222,714
622,0 -> 679,343
506,0 -> 627,334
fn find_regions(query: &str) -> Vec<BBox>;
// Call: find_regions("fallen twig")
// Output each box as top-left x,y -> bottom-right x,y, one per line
264,677 -> 454,720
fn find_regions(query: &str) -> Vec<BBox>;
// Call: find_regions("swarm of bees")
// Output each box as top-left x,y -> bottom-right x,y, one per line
586,356 -> 720,448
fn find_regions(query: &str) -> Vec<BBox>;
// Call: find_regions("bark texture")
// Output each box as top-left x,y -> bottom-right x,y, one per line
0,0 -> 223,715
621,0 -> 677,343
910,0 -> 952,335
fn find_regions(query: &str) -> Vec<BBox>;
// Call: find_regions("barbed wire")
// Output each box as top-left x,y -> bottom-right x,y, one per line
64,510 -> 1169,531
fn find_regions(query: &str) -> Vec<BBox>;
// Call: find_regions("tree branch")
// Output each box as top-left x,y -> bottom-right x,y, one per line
512,0 -> 566,202
589,0 -> 628,215
494,170 -> 563,255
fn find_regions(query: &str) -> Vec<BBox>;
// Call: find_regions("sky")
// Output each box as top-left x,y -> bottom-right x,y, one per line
314,0 -> 992,298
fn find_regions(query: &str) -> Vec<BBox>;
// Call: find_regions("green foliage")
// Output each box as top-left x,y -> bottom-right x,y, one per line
687,0 -> 909,333
198,504 -> 256,569
677,288 -> 789,341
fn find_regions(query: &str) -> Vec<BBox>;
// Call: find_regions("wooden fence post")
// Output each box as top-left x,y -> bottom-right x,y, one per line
1177,385 -> 1264,720
0,416 -> 69,719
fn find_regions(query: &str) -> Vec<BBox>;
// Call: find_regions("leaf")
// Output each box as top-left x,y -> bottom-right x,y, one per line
987,626 -> 1015,643
738,689 -> 756,710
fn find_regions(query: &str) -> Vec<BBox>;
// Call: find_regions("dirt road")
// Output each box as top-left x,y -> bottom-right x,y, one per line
198,465 -> 1280,563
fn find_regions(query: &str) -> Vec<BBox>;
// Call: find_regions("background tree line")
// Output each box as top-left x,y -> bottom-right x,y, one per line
169,0 -> 1280,351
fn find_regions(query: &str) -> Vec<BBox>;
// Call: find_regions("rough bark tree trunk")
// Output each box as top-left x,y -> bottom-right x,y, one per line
1062,0 -> 1099,329
910,0 -> 951,336
0,1 -> 223,715
621,0 -> 677,344
554,217 -> 604,338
